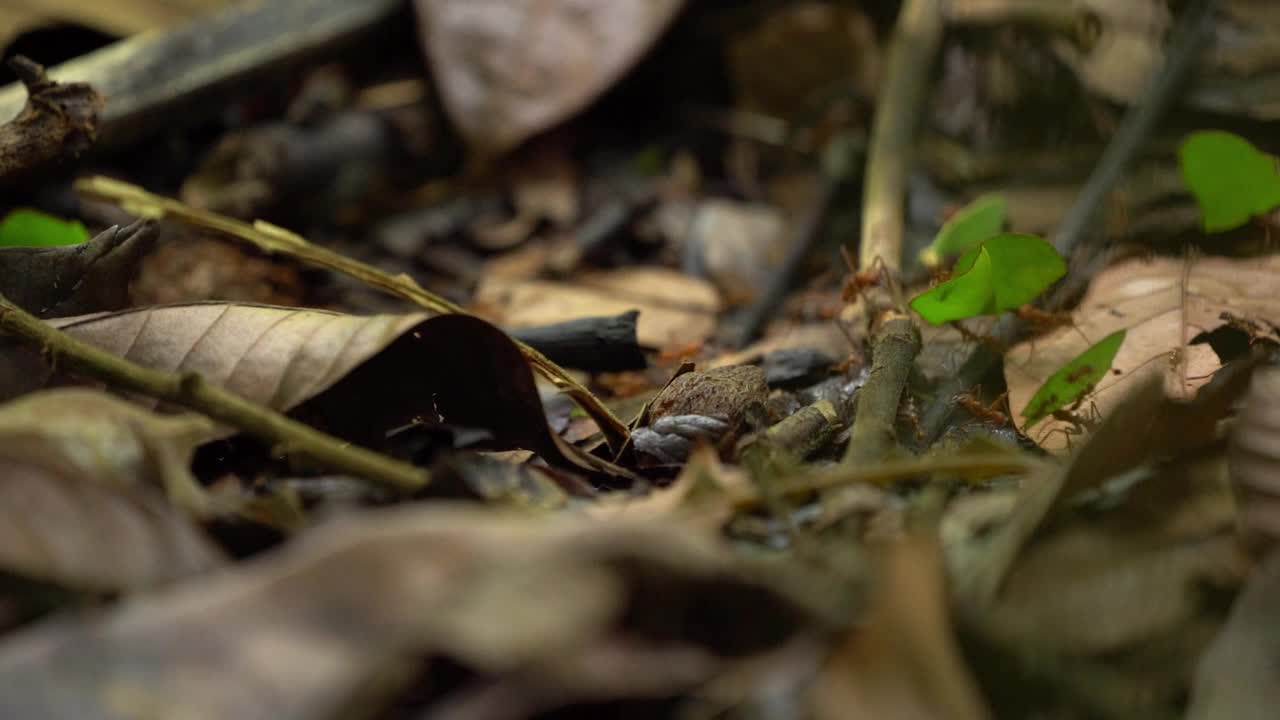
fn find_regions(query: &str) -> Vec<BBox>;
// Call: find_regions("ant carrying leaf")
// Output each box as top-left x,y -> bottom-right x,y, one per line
1021,329 -> 1126,428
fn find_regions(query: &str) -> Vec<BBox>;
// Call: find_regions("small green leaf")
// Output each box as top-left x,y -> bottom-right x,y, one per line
1020,329 -> 1126,428
919,194 -> 1006,268
0,209 -> 90,248
1179,130 -> 1280,232
983,233 -> 1066,312
909,233 -> 1065,325
910,247 -> 994,324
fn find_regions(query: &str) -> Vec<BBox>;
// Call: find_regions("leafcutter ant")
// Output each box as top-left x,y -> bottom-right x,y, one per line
955,389 -> 1010,426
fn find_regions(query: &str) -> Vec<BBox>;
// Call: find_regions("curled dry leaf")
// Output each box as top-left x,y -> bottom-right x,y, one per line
0,389 -> 224,591
1005,255 -> 1280,450
0,219 -> 156,318
414,0 -> 686,154
0,303 -> 631,481
0,505 -> 814,720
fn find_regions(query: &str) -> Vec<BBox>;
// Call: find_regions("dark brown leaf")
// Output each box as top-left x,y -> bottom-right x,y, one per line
0,219 -> 156,318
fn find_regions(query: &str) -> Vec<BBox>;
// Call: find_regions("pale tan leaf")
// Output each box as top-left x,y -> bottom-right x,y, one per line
1187,548 -> 1280,720
0,389 -> 224,591
415,0 -> 686,154
475,267 -> 721,349
815,535 -> 990,720
4,302 -> 426,412
1005,255 -> 1280,450
0,506 -> 812,720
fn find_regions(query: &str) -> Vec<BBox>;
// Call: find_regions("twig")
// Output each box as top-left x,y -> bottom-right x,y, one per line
0,0 -> 404,150
918,0 -> 1217,444
0,57 -> 103,183
732,179 -> 838,347
843,316 -> 922,465
510,311 -> 646,372
0,293 -> 428,493
75,176 -> 631,453
858,0 -> 944,273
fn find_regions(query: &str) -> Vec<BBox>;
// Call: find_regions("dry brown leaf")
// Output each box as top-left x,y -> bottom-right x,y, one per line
814,534 -> 990,720
475,267 -> 721,349
0,305 -> 634,482
1187,548 -> 1280,720
0,505 -> 814,719
0,302 -> 426,412
1005,255 -> 1280,450
0,389 -> 223,591
414,0 -> 685,154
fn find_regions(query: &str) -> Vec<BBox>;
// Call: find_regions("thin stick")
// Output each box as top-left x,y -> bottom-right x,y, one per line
75,176 -> 631,452
858,0 -> 943,273
0,293 -> 429,493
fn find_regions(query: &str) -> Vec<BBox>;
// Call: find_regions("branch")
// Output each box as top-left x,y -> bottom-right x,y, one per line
75,176 -> 631,453
843,316 -> 921,465
0,56 -> 104,183
0,293 -> 428,493
858,0 -> 944,273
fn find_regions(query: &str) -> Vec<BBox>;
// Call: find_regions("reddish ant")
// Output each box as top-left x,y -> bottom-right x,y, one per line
1037,385 -> 1101,449
840,247 -> 885,304
955,389 -> 1010,426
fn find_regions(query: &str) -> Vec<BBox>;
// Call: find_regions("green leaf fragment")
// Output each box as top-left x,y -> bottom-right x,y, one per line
909,233 -> 1065,325
1179,130 -> 1280,233
0,209 -> 90,247
919,194 -> 1006,268
1020,329 -> 1126,428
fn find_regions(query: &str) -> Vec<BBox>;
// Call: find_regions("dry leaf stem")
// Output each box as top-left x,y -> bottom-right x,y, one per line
0,293 -> 429,492
843,316 -> 922,466
857,0 -> 942,272
75,176 -> 630,452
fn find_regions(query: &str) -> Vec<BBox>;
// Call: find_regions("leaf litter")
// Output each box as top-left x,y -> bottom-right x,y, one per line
0,1 -> 1278,718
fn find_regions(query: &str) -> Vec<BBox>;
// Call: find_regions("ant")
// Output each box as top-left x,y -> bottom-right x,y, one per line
955,388 -> 1010,426
1037,385 -> 1101,449
898,394 -> 926,444
840,247 -> 885,304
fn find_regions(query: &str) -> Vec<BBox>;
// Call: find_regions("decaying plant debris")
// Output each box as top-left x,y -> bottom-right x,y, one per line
0,0 -> 1277,718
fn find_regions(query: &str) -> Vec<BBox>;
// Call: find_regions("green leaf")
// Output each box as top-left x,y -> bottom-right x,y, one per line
983,233 -> 1066,312
909,233 -> 1065,325
1020,329 -> 1126,428
0,209 -> 90,248
1179,130 -> 1280,233
919,194 -> 1006,268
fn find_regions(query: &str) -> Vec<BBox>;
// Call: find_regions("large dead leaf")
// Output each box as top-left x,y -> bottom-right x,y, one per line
815,534 -> 990,720
475,267 -> 721,349
0,389 -> 224,591
1006,255 -> 1280,450
0,302 -> 427,411
0,219 -> 155,318
0,505 -> 814,719
0,304 -> 631,480
415,0 -> 685,154
1187,548 -> 1280,720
